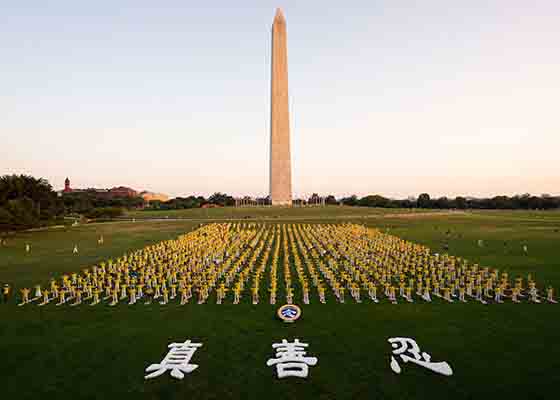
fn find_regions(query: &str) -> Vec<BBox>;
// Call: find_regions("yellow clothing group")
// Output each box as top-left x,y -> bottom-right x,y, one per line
17,223 -> 557,307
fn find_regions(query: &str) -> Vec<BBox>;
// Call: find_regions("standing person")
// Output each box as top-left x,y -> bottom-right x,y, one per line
547,286 -> 557,304
2,284 -> 11,303
18,288 -> 31,306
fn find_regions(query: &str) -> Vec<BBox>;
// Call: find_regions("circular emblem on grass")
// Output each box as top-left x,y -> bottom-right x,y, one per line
277,304 -> 301,323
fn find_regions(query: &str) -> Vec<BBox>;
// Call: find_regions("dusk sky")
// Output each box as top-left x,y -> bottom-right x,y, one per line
2,0 -> 559,199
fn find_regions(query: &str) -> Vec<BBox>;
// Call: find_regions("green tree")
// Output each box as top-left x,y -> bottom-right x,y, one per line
325,195 -> 337,205
358,195 -> 391,208
341,195 -> 359,206
85,207 -> 124,219
0,174 -> 63,231
455,196 -> 467,209
208,192 -> 234,207
417,193 -> 432,208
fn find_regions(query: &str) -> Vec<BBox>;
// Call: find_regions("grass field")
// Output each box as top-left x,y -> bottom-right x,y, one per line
1,208 -> 559,400
125,205 -> 436,220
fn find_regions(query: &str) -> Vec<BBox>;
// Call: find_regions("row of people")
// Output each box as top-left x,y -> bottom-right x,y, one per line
15,223 -> 558,306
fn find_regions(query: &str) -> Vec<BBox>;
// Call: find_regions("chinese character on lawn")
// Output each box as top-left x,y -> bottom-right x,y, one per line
388,337 -> 453,376
145,339 -> 203,380
266,339 -> 318,379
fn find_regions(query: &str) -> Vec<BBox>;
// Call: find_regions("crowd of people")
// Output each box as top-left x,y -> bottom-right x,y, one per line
9,222 -> 558,307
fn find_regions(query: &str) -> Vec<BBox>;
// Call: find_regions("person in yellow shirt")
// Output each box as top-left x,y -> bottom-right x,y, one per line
197,285 -> 208,304
216,285 -> 227,304
351,283 -> 361,303
475,284 -> 487,305
18,288 -> 31,306
62,274 -> 70,289
179,287 -> 189,305
458,286 -> 466,303
170,283 -> 177,300
318,285 -> 326,304
433,281 -> 441,298
71,289 -> 82,306
286,286 -> 294,304
302,286 -> 310,304
546,286 -> 557,304
388,286 -> 397,304
251,286 -> 259,305
484,280 -> 493,299
416,281 -> 423,297
56,288 -> 66,306
405,285 -> 413,303
333,282 -> 341,299
67,284 -> 77,302
398,281 -> 405,298
39,289 -> 50,306
153,283 -> 161,300
466,281 -> 473,297
511,286 -> 521,303
494,286 -> 503,303
84,284 -> 93,300
2,283 -> 12,304
160,286 -> 169,305
137,283 -> 144,300
441,287 -> 449,302
422,284 -> 431,302
103,284 -> 112,300
528,282 -> 539,303
120,283 -> 128,300
128,286 -> 137,305
109,287 -> 119,306
338,286 -> 345,304
269,286 -> 276,305
367,283 -> 378,303
91,288 -> 101,306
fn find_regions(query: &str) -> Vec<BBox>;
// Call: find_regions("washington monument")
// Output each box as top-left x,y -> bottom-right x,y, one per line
269,8 -> 292,206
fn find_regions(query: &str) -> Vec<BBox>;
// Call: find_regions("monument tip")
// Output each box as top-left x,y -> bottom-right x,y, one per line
274,8 -> 286,22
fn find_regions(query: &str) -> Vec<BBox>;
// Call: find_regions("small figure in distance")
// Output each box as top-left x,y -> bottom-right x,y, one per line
2,283 -> 12,303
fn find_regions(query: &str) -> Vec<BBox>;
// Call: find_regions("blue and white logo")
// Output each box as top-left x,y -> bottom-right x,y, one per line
277,304 -> 302,322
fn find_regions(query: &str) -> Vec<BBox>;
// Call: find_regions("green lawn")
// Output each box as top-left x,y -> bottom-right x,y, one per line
1,209 -> 559,400
125,205 -> 436,220
471,209 -> 560,220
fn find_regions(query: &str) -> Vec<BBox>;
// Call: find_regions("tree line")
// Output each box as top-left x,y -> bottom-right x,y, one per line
61,191 -> 144,214
1,174 -> 559,232
146,193 -> 236,209
0,175 -> 135,231
339,193 -> 560,210
147,191 -> 560,210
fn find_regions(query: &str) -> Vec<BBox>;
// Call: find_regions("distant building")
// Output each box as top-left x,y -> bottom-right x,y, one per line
60,177 -> 86,195
201,203 -> 222,208
60,178 -> 138,199
140,191 -> 170,203
63,177 -> 72,193
104,186 -> 138,198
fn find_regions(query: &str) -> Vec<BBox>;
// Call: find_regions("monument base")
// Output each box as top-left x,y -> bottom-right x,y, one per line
271,199 -> 292,207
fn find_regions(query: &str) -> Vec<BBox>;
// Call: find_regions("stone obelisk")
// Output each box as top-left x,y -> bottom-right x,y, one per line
269,8 -> 292,206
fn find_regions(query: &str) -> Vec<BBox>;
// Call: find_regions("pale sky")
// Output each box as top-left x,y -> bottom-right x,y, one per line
1,0 -> 559,199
